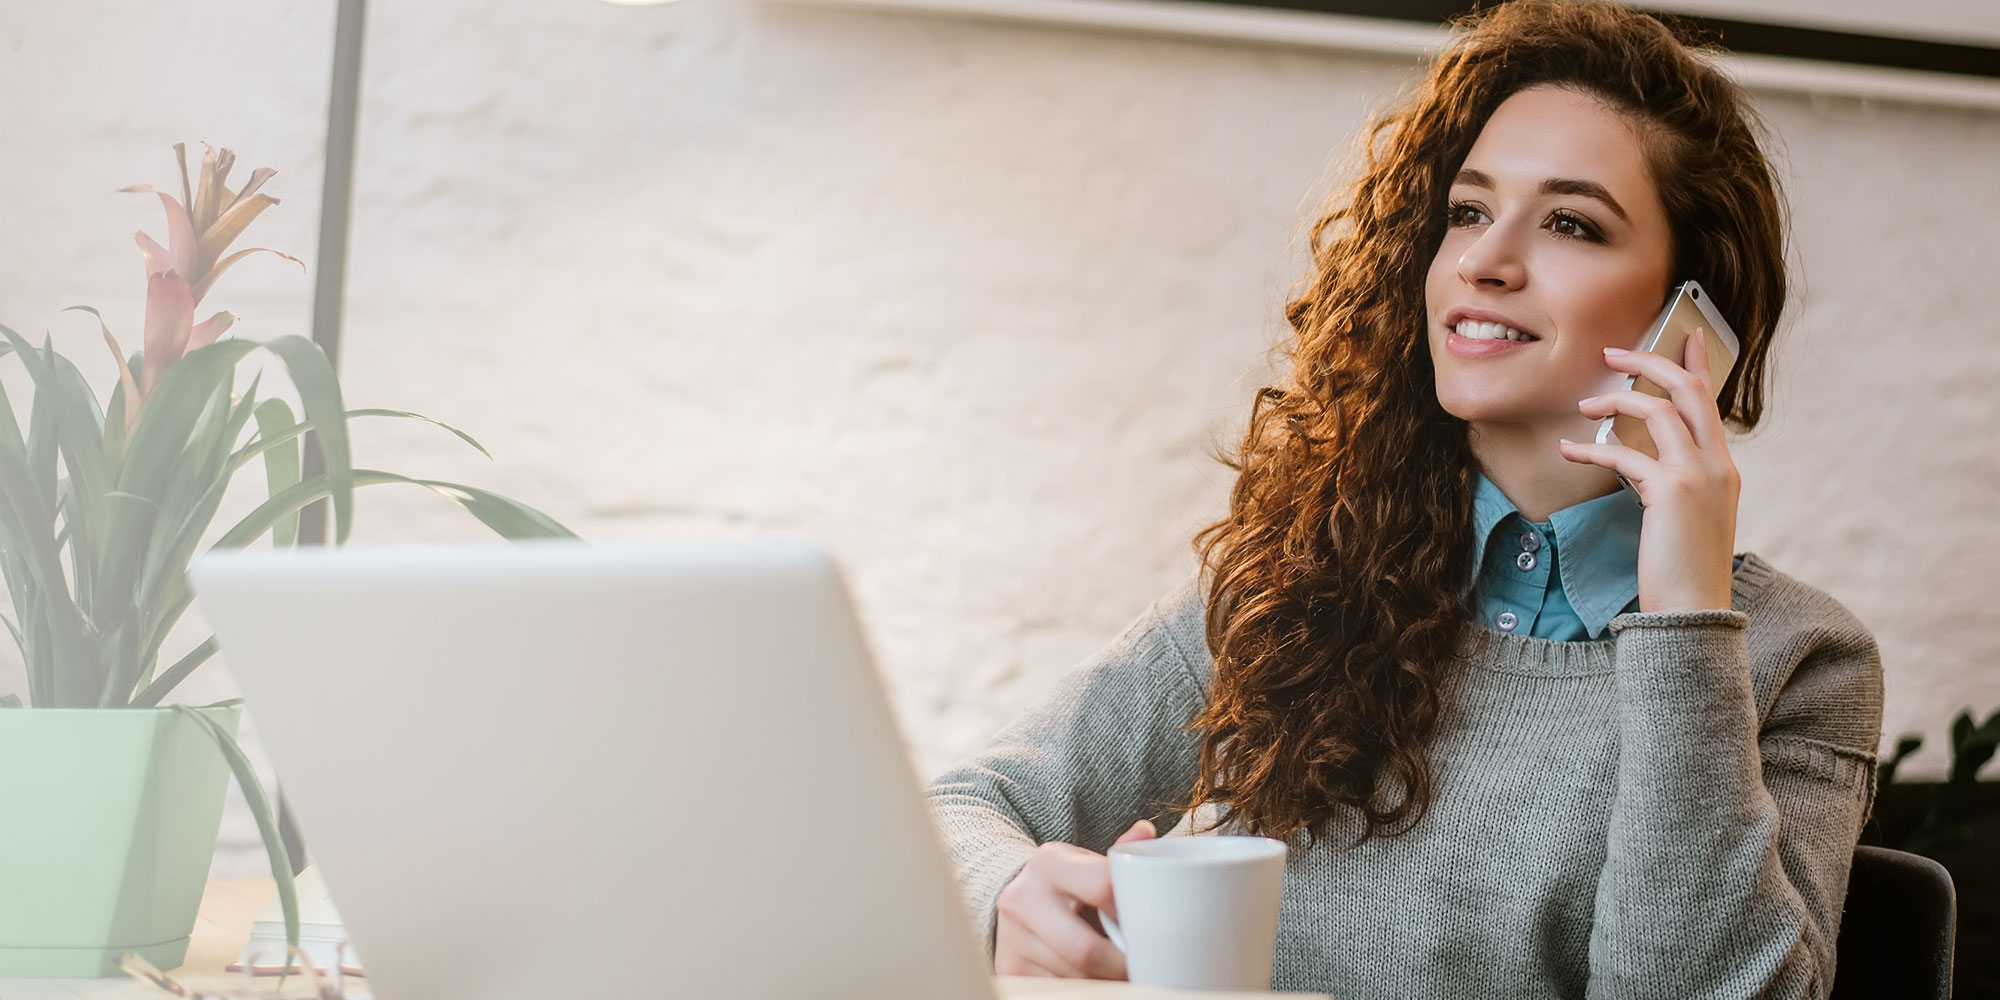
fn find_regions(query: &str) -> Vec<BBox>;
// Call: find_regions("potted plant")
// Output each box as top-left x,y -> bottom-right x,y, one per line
0,143 -> 574,977
1864,704 -> 2000,996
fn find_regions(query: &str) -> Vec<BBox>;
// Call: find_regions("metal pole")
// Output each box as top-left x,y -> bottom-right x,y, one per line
279,0 -> 367,876
298,0 -> 367,550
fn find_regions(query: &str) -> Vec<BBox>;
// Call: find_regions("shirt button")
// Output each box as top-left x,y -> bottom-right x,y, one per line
1519,531 -> 1541,553
1516,551 -> 1537,571
1496,611 -> 1518,631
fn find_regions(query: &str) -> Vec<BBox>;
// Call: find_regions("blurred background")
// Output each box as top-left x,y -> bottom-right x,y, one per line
0,0 -> 1994,878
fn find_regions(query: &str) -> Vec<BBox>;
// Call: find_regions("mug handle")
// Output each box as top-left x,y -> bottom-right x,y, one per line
1097,908 -> 1126,954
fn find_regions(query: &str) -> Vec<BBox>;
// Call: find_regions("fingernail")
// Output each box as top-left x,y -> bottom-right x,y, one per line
1603,347 -> 1628,355
1578,396 -> 1598,405
1558,438 -> 1574,446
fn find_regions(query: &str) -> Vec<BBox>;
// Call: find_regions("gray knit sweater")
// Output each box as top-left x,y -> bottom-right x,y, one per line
925,552 -> 1883,999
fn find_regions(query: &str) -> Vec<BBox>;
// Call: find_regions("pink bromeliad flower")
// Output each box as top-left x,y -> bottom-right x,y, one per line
73,143 -> 302,425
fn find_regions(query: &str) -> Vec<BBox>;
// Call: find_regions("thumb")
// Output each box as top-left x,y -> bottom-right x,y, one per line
1112,819 -> 1157,846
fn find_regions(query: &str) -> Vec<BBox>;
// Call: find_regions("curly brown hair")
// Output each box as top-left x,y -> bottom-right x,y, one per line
1185,0 -> 1788,844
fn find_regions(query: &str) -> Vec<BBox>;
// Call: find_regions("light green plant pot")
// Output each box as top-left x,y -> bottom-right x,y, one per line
0,705 -> 241,977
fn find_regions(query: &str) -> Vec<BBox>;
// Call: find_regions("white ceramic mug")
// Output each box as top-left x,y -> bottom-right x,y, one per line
1099,835 -> 1288,992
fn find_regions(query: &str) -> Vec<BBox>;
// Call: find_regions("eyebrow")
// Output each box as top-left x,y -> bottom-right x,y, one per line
1453,168 -> 1631,224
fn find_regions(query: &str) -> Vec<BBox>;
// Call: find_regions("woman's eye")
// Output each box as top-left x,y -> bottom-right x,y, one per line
1547,211 -> 1600,241
1446,202 -> 1489,227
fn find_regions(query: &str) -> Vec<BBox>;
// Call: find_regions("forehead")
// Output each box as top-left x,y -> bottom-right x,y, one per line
1458,85 -> 1658,205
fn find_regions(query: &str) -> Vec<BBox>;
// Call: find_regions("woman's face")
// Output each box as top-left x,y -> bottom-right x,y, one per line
1425,85 -> 1675,433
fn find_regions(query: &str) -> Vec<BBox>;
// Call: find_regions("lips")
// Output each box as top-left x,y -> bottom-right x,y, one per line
1442,307 -> 1541,343
1445,330 -> 1537,359
1439,306 -> 1541,360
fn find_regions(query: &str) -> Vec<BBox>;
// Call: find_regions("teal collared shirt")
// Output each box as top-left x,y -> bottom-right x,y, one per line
1470,472 -> 1643,640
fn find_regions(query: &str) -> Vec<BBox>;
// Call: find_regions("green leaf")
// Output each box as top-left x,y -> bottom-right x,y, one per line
216,469 -> 576,551
1877,735 -> 1923,789
1950,710 -> 1972,760
255,337 -> 351,544
102,349 -> 144,465
0,505 -> 37,679
251,399 -> 302,547
94,380 -> 242,707
100,339 -> 260,631
12,587 -> 45,704
0,612 -> 23,659
172,706 -> 299,978
94,619 -> 145,708
102,489 -> 162,511
1949,707 -> 2000,787
40,342 -> 109,444
397,478 -> 577,540
135,381 -> 237,604
91,346 -> 259,706
346,408 -> 492,459
0,360 -> 48,651
136,581 -> 194,696
117,379 -> 268,706
227,407 -> 491,483
0,693 -> 20,708
0,328 -> 111,591
26,350 -> 57,516
1981,707 -> 2000,737
128,636 -> 218,709
0,328 -> 94,705
55,478 -> 94,604
135,377 -> 262,613
0,466 -> 75,639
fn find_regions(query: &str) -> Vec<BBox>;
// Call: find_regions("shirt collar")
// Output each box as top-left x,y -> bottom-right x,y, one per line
1470,472 -> 1517,564
1469,471 -> 1643,638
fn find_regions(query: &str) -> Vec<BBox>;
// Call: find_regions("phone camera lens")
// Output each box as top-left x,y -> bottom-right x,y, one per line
1690,287 -> 1701,299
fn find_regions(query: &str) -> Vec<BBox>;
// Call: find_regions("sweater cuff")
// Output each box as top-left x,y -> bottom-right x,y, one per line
1606,607 -> 1749,633
966,842 -> 1035,961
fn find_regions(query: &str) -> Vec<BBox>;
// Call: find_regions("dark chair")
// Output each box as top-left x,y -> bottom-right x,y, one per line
1830,845 -> 1957,999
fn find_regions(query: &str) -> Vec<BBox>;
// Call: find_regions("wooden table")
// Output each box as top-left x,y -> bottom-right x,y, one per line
0,881 -> 1322,999
0,881 -> 349,1000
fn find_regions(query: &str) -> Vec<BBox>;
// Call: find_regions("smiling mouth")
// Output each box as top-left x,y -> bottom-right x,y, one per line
1452,320 -> 1539,342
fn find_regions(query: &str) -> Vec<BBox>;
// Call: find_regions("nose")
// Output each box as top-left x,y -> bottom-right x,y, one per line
1455,224 -> 1528,290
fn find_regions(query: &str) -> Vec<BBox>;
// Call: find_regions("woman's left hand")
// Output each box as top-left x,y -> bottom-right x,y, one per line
1557,329 -> 1740,614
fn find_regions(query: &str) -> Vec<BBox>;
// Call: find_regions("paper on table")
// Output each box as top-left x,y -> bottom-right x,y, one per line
227,865 -> 366,977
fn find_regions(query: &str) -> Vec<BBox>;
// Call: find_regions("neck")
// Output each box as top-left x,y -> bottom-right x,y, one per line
1470,419 -> 1621,522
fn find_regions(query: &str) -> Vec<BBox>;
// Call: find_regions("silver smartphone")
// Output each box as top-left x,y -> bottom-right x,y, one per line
1594,279 -> 1741,465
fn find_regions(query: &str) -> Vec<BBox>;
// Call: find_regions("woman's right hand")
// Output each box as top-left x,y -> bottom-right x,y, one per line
993,819 -> 1158,979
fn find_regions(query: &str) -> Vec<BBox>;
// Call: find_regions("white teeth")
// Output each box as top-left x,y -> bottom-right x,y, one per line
1455,320 -> 1534,342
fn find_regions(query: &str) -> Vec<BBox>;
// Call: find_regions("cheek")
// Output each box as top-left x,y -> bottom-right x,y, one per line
1550,257 -> 1671,349
1422,237 -> 1462,322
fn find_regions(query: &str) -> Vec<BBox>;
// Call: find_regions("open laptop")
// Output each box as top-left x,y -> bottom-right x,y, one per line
190,539 -> 998,1000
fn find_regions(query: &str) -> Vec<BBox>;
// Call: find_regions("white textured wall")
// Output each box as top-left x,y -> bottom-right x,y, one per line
1,0 -> 1995,878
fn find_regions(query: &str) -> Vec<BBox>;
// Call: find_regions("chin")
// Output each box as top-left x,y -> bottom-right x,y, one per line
1432,379 -> 1524,424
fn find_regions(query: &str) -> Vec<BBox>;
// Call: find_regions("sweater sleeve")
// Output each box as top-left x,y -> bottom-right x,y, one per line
923,580 -> 1210,957
1587,590 -> 1884,1000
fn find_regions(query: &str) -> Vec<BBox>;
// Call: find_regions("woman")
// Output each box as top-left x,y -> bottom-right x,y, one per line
925,1 -> 1884,997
